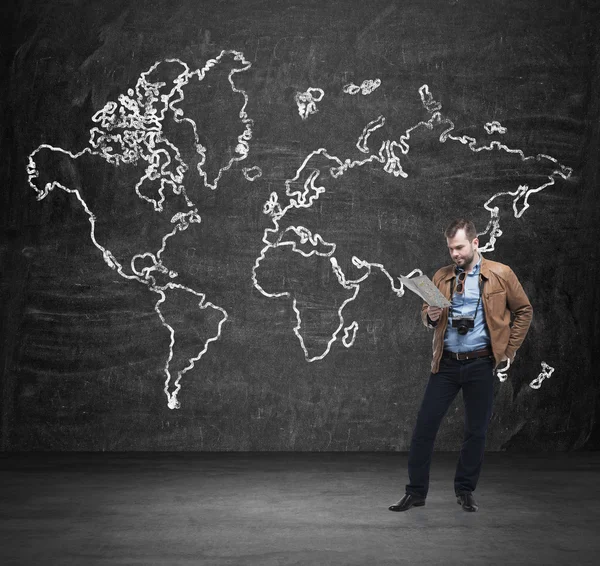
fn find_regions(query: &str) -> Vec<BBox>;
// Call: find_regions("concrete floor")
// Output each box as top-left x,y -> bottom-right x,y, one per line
1,452 -> 599,565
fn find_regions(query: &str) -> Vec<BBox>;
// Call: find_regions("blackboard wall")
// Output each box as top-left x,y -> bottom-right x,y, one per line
1,0 -> 599,451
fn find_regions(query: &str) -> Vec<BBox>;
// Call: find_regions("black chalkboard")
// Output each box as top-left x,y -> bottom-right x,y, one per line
1,0 -> 599,451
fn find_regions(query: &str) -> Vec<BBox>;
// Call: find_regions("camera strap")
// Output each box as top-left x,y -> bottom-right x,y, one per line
450,272 -> 483,320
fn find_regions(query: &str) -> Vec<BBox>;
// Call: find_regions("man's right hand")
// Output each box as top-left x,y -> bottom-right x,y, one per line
427,306 -> 443,322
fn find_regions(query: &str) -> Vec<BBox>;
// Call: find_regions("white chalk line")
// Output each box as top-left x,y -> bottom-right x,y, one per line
150,283 -> 228,410
242,166 -> 263,181
530,361 -> 554,389
485,121 -> 507,135
343,78 -> 381,96
295,87 -> 325,120
357,116 -> 386,154
168,51 -> 254,191
496,358 -> 555,388
495,358 -> 511,382
342,321 -> 359,347
27,50 -> 253,408
404,85 -> 574,252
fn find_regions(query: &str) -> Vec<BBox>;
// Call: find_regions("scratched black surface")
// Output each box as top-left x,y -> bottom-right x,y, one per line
1,0 -> 599,450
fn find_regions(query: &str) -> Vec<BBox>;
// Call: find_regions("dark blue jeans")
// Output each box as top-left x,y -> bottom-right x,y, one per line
406,355 -> 495,498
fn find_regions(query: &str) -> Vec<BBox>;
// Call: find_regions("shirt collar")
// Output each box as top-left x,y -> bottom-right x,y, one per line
457,254 -> 481,275
443,254 -> 488,282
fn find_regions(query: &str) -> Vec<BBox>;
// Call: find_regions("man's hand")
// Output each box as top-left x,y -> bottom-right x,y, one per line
427,306 -> 443,322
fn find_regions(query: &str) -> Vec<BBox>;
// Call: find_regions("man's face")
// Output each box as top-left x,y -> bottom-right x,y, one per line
447,229 -> 478,269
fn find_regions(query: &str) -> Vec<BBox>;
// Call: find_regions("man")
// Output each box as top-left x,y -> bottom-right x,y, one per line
389,219 -> 533,512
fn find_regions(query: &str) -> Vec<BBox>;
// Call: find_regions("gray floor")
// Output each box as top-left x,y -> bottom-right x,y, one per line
1,452 -> 599,565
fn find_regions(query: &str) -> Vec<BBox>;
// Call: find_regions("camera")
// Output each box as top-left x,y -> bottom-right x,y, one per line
452,316 -> 475,335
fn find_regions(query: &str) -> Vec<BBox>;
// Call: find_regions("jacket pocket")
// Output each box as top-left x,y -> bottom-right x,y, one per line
486,289 -> 506,298
486,290 -> 506,305
483,290 -> 508,332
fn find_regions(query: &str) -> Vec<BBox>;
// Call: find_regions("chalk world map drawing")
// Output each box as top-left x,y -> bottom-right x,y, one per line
27,50 -> 571,408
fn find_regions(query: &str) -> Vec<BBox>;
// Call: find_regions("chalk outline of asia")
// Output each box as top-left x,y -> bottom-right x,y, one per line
26,50 -> 572,408
254,85 -> 571,370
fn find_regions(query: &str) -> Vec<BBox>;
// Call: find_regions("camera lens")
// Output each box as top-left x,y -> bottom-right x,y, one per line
458,326 -> 468,335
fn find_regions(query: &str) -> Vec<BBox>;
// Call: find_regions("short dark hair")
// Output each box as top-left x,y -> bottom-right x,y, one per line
444,219 -> 477,241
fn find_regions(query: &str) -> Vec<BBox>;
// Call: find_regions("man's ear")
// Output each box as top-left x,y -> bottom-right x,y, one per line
472,237 -> 479,249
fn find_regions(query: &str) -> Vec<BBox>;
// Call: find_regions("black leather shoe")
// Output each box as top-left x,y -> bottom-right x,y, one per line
388,494 -> 426,512
456,493 -> 478,512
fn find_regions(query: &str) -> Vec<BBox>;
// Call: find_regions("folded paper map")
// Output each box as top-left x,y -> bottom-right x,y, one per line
398,274 -> 451,308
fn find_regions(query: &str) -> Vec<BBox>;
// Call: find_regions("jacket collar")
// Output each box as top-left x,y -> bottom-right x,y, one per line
442,255 -> 490,281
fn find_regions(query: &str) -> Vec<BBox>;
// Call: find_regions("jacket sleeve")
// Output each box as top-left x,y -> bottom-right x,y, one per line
504,268 -> 533,361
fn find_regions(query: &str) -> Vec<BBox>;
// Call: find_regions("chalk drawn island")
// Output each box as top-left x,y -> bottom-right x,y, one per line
27,49 -> 572,407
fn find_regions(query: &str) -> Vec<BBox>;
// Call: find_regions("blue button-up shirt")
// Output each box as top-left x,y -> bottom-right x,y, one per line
444,257 -> 490,352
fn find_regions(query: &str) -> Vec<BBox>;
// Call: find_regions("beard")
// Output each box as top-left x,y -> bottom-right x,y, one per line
454,247 -> 476,267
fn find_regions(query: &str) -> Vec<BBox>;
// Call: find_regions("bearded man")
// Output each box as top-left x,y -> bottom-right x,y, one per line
389,219 -> 533,512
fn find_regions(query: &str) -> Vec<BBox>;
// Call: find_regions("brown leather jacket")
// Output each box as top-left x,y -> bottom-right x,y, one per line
421,256 -> 533,373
